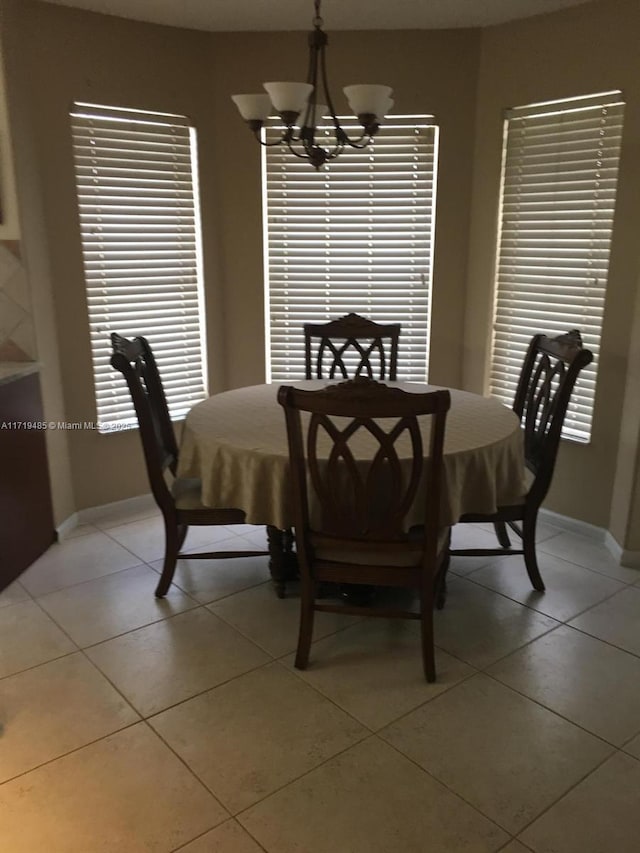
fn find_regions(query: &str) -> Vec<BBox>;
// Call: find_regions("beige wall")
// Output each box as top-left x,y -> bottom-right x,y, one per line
209,28 -> 481,390
1,1 -> 75,525
3,0 -> 640,549
1,0 -> 481,511
465,0 -> 640,535
1,0 -> 230,510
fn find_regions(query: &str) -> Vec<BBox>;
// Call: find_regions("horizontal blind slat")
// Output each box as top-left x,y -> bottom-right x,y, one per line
490,94 -> 624,441
71,101 -> 207,428
265,117 -> 437,383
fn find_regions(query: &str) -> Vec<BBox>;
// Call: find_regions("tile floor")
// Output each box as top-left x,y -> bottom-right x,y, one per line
1,506 -> 640,852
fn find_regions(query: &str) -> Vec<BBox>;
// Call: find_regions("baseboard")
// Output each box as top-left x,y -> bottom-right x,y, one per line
540,508 -> 640,568
56,512 -> 80,541
77,493 -> 156,525
539,508 -> 606,542
56,493 -> 156,539
58,495 -> 640,569
604,530 -> 640,569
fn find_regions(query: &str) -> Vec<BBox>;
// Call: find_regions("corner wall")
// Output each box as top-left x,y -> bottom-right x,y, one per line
465,0 -> 640,536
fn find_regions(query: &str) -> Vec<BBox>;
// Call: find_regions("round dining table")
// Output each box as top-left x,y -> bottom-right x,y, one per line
177,380 -> 527,595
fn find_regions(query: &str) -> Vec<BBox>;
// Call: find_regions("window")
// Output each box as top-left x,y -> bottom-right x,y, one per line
263,116 -> 438,382
70,102 -> 207,430
490,92 -> 625,442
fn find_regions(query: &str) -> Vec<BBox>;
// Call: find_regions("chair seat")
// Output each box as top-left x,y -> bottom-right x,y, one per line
314,526 -> 450,567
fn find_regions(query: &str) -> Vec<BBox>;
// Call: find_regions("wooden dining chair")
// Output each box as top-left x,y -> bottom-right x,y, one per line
110,333 -> 267,598
448,329 -> 593,596
304,312 -> 401,380
279,377 -> 451,682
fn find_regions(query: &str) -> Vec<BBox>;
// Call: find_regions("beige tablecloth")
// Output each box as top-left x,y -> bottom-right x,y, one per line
178,381 -> 527,529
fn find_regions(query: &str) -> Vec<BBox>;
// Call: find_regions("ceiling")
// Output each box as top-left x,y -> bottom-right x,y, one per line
40,0 -> 594,32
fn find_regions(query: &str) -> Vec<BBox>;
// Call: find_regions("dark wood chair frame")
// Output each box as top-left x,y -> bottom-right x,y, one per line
110,333 -> 267,598
279,378 -> 451,682
304,312 -> 401,381
448,329 -> 593,595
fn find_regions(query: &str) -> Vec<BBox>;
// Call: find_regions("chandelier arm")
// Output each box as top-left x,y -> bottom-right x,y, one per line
341,132 -> 376,149
286,138 -> 317,160
251,126 -> 306,148
233,0 -> 390,167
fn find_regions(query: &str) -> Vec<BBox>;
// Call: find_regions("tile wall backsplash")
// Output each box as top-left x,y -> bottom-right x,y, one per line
0,240 -> 36,361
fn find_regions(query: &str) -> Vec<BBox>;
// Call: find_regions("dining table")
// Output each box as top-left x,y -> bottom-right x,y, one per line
177,380 -> 527,596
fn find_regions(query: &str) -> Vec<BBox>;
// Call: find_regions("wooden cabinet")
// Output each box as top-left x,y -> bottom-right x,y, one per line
0,370 -> 55,591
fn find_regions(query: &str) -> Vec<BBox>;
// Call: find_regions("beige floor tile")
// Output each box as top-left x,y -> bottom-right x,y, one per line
61,522 -> 100,539
0,579 -> 30,609
468,553 -> 625,622
471,519 -> 563,544
434,577 -> 559,669
448,523 -> 503,575
283,617 -> 475,730
105,515 -> 238,563
0,723 -> 227,852
0,600 -> 76,678
232,524 -> 270,550
500,842 -> 534,853
623,732 -> 640,759
488,625 -> 640,745
86,607 -> 269,716
153,545 -> 271,604
150,662 -> 367,814
520,752 -> 640,853
539,532 -> 640,583
381,674 -> 612,834
568,586 -> 640,656
240,736 -> 508,853
208,581 -> 360,657
530,518 -> 564,543
0,652 -> 139,782
37,564 -> 196,647
18,530 -> 143,596
178,820 -> 265,852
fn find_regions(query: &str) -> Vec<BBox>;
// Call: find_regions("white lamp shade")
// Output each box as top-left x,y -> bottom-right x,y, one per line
263,82 -> 313,114
381,97 -> 394,116
343,84 -> 393,118
231,94 -> 272,121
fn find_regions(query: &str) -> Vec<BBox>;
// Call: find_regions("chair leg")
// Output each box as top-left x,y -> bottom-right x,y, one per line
494,521 -> 511,548
523,511 -> 545,592
435,534 -> 451,610
420,587 -> 436,682
155,520 -> 180,598
176,523 -> 188,552
294,576 -> 315,670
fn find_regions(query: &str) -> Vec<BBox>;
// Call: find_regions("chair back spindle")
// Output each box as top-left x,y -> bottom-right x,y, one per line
304,313 -> 400,380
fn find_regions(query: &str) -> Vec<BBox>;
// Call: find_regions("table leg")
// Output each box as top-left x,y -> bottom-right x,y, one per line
266,525 -> 298,598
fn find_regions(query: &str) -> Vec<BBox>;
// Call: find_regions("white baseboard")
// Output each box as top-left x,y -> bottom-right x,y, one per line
539,508 -> 606,542
78,493 -> 156,525
604,530 -> 640,569
57,493 -> 156,538
56,512 -> 80,541
58,495 -> 640,569
540,508 -> 640,568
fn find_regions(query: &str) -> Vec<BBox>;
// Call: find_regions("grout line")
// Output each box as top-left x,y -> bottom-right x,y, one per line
459,563 -> 631,626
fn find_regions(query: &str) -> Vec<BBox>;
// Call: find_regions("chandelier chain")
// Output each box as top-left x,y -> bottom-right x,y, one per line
313,0 -> 323,28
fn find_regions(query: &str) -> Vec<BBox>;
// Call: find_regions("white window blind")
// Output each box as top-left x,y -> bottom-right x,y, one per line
263,116 -> 438,382
70,102 -> 207,430
490,92 -> 625,442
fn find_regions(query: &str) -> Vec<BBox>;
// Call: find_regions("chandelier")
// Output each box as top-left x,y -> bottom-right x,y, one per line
231,0 -> 393,170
